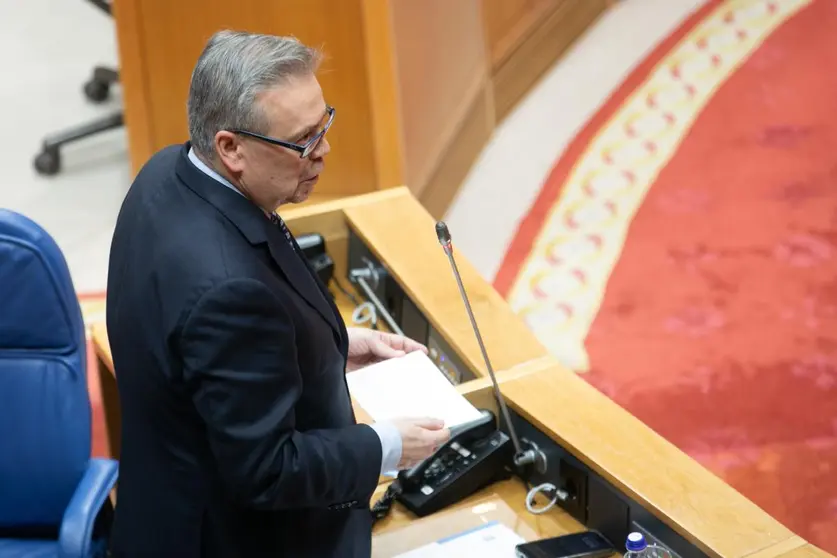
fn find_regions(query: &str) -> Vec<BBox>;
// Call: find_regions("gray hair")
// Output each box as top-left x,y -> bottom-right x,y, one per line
187,30 -> 322,157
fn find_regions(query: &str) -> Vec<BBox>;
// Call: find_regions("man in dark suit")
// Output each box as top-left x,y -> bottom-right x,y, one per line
106,30 -> 450,557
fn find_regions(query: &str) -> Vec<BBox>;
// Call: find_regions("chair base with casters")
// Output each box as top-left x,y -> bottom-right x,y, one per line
33,66 -> 123,177
83,66 -> 119,104
33,0 -> 122,177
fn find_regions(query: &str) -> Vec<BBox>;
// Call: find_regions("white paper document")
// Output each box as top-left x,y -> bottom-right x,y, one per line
346,350 -> 482,428
394,521 -> 525,557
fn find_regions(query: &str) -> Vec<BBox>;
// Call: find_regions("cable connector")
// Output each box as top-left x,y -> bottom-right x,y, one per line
525,482 -> 569,515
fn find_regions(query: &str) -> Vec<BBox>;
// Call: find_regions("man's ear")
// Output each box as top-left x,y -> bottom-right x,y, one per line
214,131 -> 244,174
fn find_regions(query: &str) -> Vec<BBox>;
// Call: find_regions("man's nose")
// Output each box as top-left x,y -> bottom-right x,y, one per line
314,137 -> 330,159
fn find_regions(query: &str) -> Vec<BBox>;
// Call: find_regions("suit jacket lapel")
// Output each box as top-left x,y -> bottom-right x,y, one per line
175,143 -> 342,340
284,228 -> 348,349
264,223 -> 342,339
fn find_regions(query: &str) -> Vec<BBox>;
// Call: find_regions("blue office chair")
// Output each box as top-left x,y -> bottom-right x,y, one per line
0,209 -> 118,557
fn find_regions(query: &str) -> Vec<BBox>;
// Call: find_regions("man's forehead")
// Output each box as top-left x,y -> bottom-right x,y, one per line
258,78 -> 325,135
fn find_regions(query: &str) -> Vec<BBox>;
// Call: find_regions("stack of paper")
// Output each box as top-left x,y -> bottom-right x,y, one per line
346,350 -> 482,428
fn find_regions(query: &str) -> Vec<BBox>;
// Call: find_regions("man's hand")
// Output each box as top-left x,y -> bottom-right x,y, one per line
345,328 -> 427,372
392,417 -> 451,469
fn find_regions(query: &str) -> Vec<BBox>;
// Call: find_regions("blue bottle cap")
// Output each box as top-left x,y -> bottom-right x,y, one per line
626,532 -> 647,552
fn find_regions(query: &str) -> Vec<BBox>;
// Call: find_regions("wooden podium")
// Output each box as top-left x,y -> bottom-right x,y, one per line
93,188 -> 833,558
113,0 -> 609,217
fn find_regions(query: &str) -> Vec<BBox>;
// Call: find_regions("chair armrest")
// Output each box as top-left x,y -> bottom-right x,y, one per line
58,458 -> 119,558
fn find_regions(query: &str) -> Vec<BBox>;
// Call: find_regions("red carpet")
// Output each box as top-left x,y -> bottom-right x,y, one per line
497,0 -> 837,551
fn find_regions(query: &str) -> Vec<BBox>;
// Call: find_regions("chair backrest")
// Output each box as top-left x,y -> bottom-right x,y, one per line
0,209 -> 90,529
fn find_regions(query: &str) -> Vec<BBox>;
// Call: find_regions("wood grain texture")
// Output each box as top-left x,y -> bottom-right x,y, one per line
418,81 -> 495,219
482,0 -> 561,70
360,0 -> 405,190
501,361 -> 800,558
767,544 -> 835,558
388,0 -> 490,195
746,537 -> 809,558
455,355 -> 556,416
370,479 -> 584,541
112,0 -> 154,173
490,0 -> 609,121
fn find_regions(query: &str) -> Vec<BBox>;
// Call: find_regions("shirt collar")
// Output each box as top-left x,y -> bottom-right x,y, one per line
187,146 -> 243,197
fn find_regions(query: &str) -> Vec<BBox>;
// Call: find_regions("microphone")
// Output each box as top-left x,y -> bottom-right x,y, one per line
434,221 -> 546,473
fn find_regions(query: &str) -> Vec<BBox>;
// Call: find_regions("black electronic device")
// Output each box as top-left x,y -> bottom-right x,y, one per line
296,233 -> 334,289
372,409 -> 513,519
515,530 -> 617,558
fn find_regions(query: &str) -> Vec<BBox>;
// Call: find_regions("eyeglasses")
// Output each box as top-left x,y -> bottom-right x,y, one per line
231,105 -> 335,159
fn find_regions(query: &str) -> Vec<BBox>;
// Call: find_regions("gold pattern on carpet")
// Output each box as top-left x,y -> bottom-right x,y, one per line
507,0 -> 811,372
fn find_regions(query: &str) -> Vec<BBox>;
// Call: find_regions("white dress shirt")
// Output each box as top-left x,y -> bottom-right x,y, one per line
187,147 -> 402,475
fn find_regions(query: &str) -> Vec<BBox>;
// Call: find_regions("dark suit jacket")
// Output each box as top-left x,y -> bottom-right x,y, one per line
106,143 -> 382,557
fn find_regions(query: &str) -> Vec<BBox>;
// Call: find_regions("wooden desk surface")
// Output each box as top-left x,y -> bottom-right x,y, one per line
371,478 -> 583,538
770,544 -> 834,558
370,478 -> 590,557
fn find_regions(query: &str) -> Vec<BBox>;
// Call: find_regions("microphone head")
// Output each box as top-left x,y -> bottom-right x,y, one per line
435,221 -> 451,246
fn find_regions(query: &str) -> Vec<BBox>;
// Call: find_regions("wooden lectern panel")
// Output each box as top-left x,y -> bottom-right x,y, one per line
388,0 -> 491,195
501,365 -> 798,558
343,191 -> 548,376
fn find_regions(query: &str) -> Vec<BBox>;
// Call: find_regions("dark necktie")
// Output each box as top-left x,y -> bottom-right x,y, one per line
270,212 -> 334,308
269,212 -> 295,249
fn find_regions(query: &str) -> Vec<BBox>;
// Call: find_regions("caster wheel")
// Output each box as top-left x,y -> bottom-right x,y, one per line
83,79 -> 110,103
34,149 -> 61,176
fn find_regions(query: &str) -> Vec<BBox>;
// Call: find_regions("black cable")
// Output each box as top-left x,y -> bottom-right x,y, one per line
330,278 -> 379,330
370,483 -> 400,525
331,278 -> 362,306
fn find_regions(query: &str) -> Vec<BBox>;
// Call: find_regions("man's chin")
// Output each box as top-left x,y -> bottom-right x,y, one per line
290,182 -> 315,204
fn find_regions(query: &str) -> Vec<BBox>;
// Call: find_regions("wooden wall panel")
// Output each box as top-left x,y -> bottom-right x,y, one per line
388,0 -> 491,196
482,0 -> 560,70
126,0 -> 377,198
419,81 -> 494,220
112,0 -> 154,173
489,0 -> 610,121
360,0 -> 405,191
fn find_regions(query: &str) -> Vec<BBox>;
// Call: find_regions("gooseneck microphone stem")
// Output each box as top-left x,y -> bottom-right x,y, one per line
435,222 -> 532,463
